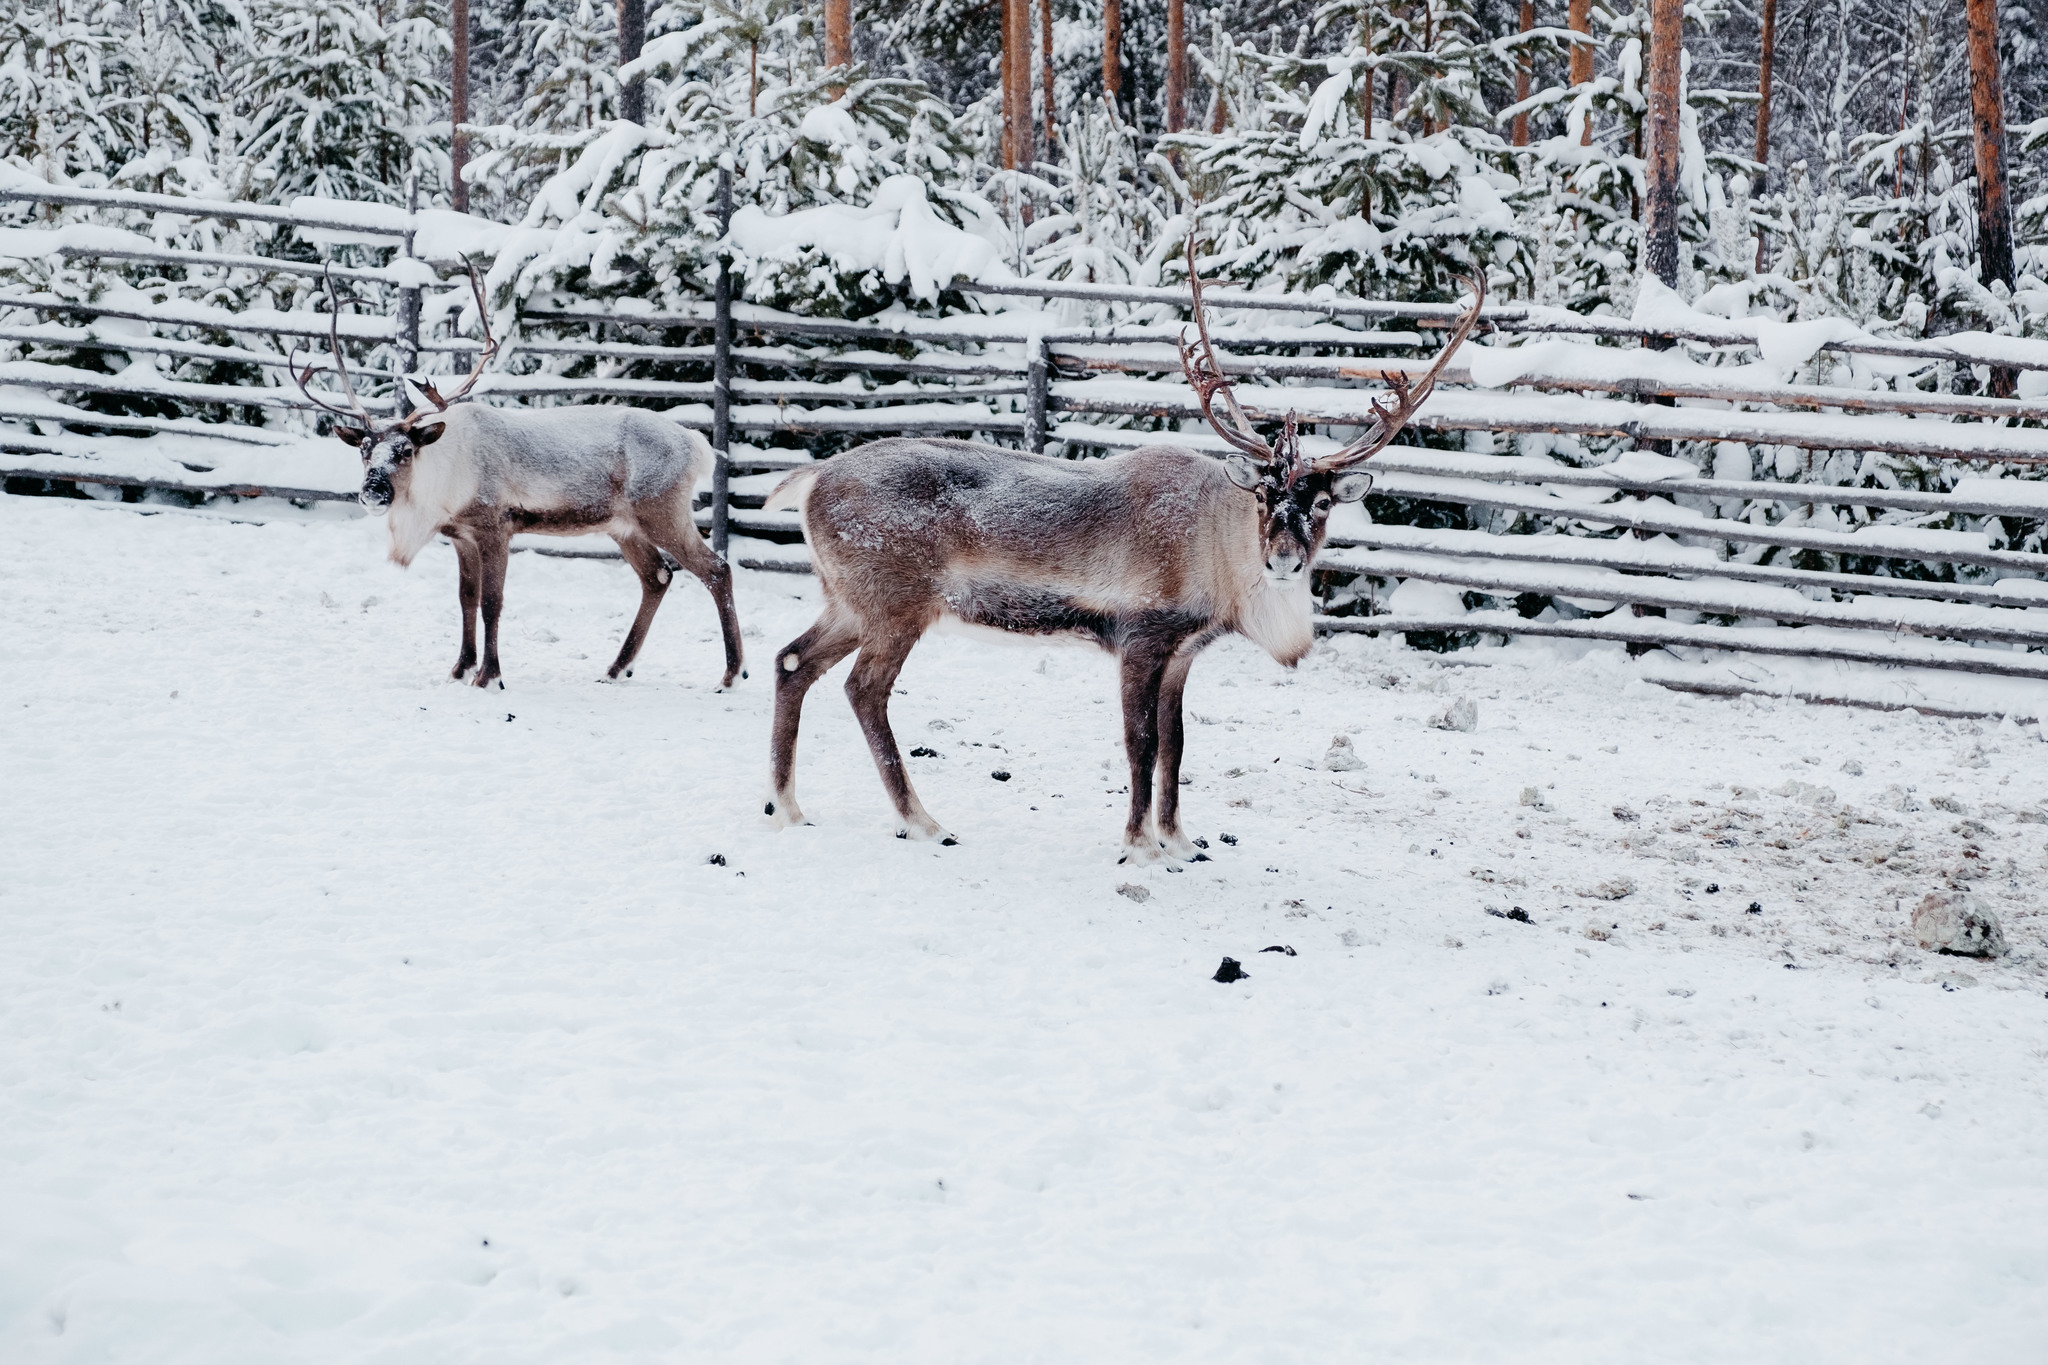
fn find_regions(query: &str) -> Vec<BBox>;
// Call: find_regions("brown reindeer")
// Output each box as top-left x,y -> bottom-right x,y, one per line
763,246 -> 1482,859
294,266 -> 744,691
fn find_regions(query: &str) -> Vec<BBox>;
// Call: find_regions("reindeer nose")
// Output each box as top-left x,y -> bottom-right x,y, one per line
360,469 -> 394,507
1266,551 -> 1304,579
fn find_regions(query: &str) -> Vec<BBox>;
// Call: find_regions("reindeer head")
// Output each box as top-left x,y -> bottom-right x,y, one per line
291,260 -> 496,513
1177,240 -> 1484,584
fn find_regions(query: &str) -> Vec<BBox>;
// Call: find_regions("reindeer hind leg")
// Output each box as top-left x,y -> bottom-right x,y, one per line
644,501 -> 745,690
606,534 -> 672,680
844,625 -> 951,844
767,607 -> 860,829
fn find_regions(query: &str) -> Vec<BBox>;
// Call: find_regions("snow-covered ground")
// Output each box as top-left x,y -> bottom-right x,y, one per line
4,490 -> 2047,1363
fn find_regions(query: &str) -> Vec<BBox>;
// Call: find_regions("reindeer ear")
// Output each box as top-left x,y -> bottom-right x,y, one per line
409,422 -> 446,448
1331,471 -> 1374,503
1222,454 -> 1264,491
334,425 -> 366,447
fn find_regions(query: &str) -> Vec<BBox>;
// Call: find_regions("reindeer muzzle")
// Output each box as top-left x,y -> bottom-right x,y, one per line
360,469 -> 394,511
1264,550 -> 1306,582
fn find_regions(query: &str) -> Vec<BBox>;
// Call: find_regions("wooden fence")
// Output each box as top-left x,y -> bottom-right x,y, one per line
8,176 -> 2048,707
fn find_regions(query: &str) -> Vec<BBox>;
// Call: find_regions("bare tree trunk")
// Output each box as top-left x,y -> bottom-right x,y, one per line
1966,0 -> 2016,394
1040,0 -> 1056,149
1004,0 -> 1035,172
1103,0 -> 1121,100
450,0 -> 469,210
1512,0 -> 1533,147
1752,0 -> 1775,174
1644,0 -> 1682,291
1358,8 -> 1374,143
618,0 -> 646,124
1569,0 -> 1592,145
1002,0 -> 1018,169
1751,0 -> 1775,269
824,0 -> 851,98
1165,0 -> 1185,133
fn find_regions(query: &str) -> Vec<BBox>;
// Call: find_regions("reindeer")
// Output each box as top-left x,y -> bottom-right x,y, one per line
763,245 -> 1483,859
294,266 -> 744,691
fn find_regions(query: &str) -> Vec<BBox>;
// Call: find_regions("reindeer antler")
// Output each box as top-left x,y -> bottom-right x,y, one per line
415,255 -> 499,412
289,266 -> 375,425
1312,273 -> 1485,473
1176,236 -> 1284,466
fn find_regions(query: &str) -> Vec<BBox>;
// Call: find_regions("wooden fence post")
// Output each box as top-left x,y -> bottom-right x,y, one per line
712,167 -> 734,557
1026,339 -> 1049,452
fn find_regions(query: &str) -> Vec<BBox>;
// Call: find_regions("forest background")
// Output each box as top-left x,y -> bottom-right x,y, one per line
5,1 -> 2048,351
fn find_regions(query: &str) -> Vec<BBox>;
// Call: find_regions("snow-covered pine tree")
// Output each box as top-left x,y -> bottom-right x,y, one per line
461,0 -> 619,218
235,0 -> 450,205
466,0 -> 980,315
1166,1 -> 1527,302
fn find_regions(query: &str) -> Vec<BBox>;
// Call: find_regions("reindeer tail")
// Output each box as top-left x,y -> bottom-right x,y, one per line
764,465 -> 823,516
681,427 -> 717,487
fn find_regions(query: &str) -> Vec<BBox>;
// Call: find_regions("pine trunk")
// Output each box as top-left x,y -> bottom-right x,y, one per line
1358,9 -> 1374,143
1752,0 -> 1775,173
617,0 -> 646,124
1103,0 -> 1121,100
1003,0 -> 1034,172
1165,0 -> 1185,133
1644,0 -> 1683,289
1568,0 -> 1593,145
1965,0 -> 2016,395
1040,0 -> 1056,148
825,0 -> 851,97
1512,0 -> 1533,147
450,0 -> 469,210
1752,0 -> 1775,269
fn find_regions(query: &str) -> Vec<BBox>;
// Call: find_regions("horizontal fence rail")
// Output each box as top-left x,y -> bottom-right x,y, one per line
8,177 -> 2048,709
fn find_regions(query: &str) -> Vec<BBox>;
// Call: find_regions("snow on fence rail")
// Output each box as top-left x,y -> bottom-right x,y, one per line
8,178 -> 2048,707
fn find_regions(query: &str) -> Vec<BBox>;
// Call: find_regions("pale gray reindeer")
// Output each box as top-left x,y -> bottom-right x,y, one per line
762,248 -> 1483,861
293,267 -> 744,691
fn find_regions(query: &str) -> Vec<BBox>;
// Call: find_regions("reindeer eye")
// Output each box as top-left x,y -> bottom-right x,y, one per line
1313,493 -> 1332,511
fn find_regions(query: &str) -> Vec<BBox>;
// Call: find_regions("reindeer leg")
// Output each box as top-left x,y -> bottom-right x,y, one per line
1117,627 -> 1184,865
451,535 -> 481,681
651,515 -> 745,690
1153,648 -> 1203,861
471,530 -> 509,690
606,534 -> 671,681
844,629 -> 952,844
767,610 -> 860,829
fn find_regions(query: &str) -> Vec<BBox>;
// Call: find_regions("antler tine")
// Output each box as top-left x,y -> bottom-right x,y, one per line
1314,272 -> 1487,472
418,255 -> 500,413
288,266 -> 374,424
1177,235 -> 1275,462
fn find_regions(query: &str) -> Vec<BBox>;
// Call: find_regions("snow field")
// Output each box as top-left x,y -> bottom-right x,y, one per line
3,491 -> 2047,1363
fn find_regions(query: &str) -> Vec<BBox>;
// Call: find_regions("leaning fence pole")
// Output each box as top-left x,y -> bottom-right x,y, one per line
712,167 -> 734,558
395,175 -> 422,418
1025,336 -> 1049,452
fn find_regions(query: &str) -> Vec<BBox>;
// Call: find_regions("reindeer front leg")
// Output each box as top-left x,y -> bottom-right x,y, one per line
451,535 -> 481,681
1152,649 -> 1203,861
471,529 -> 510,689
1117,626 -> 1186,864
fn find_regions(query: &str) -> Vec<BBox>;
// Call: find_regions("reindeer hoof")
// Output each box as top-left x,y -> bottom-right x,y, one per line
940,836 -> 958,847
